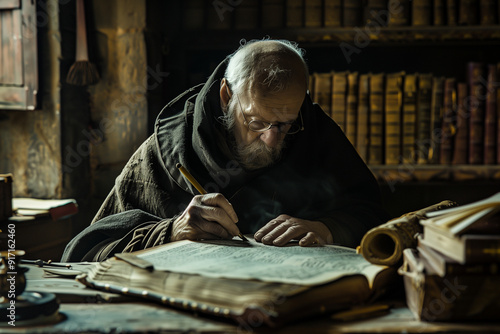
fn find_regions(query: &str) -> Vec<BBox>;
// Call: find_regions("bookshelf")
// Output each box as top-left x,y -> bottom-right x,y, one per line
148,0 -> 500,214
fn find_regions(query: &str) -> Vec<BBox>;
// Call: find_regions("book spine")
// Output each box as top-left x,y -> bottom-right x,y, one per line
429,77 -> 445,164
416,73 -> 433,164
412,0 -> 432,26
479,0 -> 497,25
458,0 -> 479,25
356,74 -> 370,163
346,72 -> 359,147
207,1 -> 233,29
262,0 -> 285,29
182,0 -> 205,30
434,0 -> 446,25
385,72 -> 404,165
447,0 -> 458,25
465,238 -> 500,263
368,73 -> 385,165
484,64 -> 498,164
402,74 -> 417,164
452,83 -> 469,164
467,62 -> 486,164
234,0 -> 259,30
440,78 -> 456,165
313,72 -> 333,117
286,0 -> 304,27
388,0 -> 410,26
364,0 -> 388,26
324,0 -> 342,27
343,0 -> 363,27
446,262 -> 500,275
332,72 -> 348,132
497,67 -> 500,164
304,0 -> 322,27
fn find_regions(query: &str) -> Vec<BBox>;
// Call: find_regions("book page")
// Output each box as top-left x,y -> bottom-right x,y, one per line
136,238 -> 385,287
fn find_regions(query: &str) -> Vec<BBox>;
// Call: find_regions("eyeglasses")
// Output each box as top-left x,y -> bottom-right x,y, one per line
234,93 -> 304,135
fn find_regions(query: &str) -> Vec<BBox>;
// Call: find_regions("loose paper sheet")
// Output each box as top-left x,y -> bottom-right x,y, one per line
136,238 -> 385,286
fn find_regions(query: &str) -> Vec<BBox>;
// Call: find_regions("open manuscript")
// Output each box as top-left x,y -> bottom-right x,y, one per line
77,238 -> 395,328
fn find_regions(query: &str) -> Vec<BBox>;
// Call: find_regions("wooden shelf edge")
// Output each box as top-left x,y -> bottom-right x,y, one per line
369,165 -> 500,184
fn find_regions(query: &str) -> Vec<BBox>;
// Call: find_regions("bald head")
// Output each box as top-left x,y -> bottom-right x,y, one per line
224,40 -> 309,99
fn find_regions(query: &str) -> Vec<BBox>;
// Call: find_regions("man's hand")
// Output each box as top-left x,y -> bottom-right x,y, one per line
171,193 -> 240,242
254,214 -> 333,247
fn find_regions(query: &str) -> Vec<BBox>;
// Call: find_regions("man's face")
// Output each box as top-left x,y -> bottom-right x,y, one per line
229,87 -> 305,170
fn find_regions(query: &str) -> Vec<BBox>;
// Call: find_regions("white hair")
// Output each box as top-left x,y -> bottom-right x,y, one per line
224,39 -> 309,97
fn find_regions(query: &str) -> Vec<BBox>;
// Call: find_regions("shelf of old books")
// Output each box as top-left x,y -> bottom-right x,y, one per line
369,165 -> 500,183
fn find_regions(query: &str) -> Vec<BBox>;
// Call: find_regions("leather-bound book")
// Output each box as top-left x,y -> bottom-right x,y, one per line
412,0 -> 432,26
286,0 -> 304,27
458,0 -> 479,25
324,0 -> 342,27
434,0 -> 446,25
207,1 -> 232,30
416,73 -> 433,164
402,73 -> 417,164
447,0 -> 458,25
484,64 -> 497,164
452,83 -> 469,165
384,72 -> 405,165
430,77 -> 445,164
182,0 -> 205,30
305,0 -> 322,27
234,0 -> 259,30
332,71 -> 348,132
262,0 -> 286,29
479,0 -> 497,25
356,74 -> 370,163
497,78 -> 500,164
312,72 -> 333,118
364,0 -> 388,26
368,73 -> 385,165
467,62 -> 485,164
388,0 -> 410,26
345,72 -> 359,147
440,78 -> 456,165
343,0 -> 363,27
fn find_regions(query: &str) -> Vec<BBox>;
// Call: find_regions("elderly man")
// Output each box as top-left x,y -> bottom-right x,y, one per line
62,39 -> 388,262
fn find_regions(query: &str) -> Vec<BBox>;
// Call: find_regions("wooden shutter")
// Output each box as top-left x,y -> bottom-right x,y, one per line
0,0 -> 37,110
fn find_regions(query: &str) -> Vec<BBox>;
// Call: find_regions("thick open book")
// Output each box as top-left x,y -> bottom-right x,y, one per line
77,238 -> 395,328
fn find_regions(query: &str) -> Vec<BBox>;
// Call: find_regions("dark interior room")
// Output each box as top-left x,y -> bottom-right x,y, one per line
1,0 -> 500,332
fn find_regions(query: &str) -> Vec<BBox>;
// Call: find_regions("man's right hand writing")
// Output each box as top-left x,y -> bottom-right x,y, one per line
171,193 -> 241,242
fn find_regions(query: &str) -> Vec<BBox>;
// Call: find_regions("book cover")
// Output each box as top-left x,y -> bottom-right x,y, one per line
77,239 -> 396,328
402,73 -> 417,164
416,73 -> 433,165
364,0 -> 387,26
13,198 -> 78,221
324,0 -> 342,27
368,73 -> 385,165
388,0 -> 410,26
312,72 -> 333,117
467,62 -> 486,164
434,0 -> 446,25
384,71 -> 405,165
484,64 -> 498,164
356,73 -> 370,162
452,82 -> 469,165
412,0 -> 432,26
304,0 -> 322,27
332,71 -> 348,132
343,0 -> 363,27
286,0 -> 304,27
345,72 -> 359,147
439,78 -> 456,165
458,0 -> 479,25
429,76 -> 445,164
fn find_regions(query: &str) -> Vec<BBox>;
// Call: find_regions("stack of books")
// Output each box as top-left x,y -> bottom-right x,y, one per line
401,192 -> 500,321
